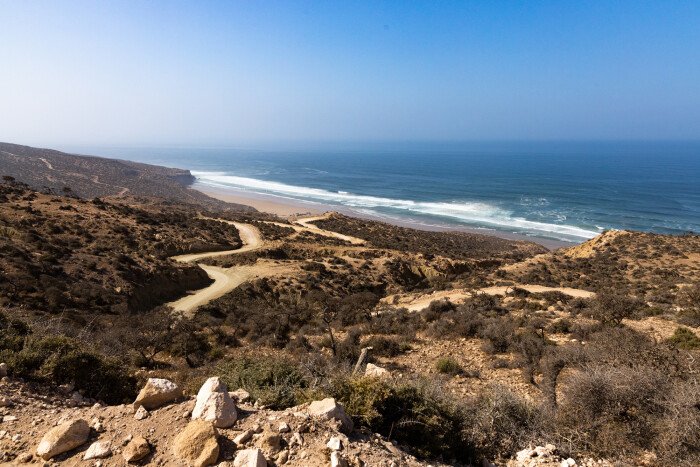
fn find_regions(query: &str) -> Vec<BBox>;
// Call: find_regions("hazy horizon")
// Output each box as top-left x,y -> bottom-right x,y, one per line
2,1 -> 700,146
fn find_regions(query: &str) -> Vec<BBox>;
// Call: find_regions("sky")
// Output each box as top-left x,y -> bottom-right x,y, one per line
1,1 -> 700,146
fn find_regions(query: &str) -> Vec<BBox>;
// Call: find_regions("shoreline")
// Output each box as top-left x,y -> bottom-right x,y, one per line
194,183 -> 573,250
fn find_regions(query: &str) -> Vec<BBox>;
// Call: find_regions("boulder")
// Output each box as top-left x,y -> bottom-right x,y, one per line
0,362 -> 7,377
233,448 -> 267,467
229,388 -> 250,403
83,440 -> 112,460
123,435 -> 150,463
133,377 -> 181,410
307,398 -> 354,433
173,419 -> 219,467
36,419 -> 90,460
364,363 -> 390,378
192,377 -> 238,428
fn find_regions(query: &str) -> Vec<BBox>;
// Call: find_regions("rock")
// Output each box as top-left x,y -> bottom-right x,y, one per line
561,459 -> 576,467
133,377 -> 181,410
173,419 -> 219,467
0,363 -> 7,377
331,451 -> 349,467
307,398 -> 354,434
134,405 -> 149,420
123,435 -> 150,463
256,429 -> 281,454
276,449 -> 289,464
36,419 -> 90,460
2,415 -> 17,422
233,448 -> 267,467
233,429 -> 253,445
192,377 -> 238,428
327,436 -> 343,451
364,363 -> 389,378
15,452 -> 33,463
278,421 -> 290,433
289,432 -> 304,447
0,396 -> 11,407
229,388 -> 250,403
83,440 -> 112,460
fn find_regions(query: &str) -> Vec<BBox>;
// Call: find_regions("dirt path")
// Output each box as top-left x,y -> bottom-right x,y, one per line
264,213 -> 366,245
167,221 -> 266,314
384,284 -> 595,312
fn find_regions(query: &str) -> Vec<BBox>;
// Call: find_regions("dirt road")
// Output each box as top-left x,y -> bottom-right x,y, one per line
167,221 -> 265,314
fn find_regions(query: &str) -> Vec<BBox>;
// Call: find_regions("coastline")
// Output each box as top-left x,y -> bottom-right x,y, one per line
194,182 -> 573,250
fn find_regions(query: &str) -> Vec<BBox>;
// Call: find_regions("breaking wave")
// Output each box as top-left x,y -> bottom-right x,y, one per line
193,171 -> 601,241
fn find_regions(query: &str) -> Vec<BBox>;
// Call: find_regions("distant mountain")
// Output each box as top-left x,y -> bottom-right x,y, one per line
0,142 -> 253,211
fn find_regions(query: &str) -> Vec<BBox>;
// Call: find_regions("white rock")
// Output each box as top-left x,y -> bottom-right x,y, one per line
307,398 -> 353,433
233,447 -> 267,467
83,440 -> 112,460
134,405 -> 149,420
36,419 -> 90,460
133,377 -> 181,410
192,377 -> 238,428
234,429 -> 253,445
2,415 -> 17,422
326,436 -> 343,451
364,363 -> 390,378
278,422 -> 290,433
331,451 -> 348,467
229,388 -> 251,403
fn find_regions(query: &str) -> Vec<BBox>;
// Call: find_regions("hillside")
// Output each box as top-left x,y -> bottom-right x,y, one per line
0,169 -> 699,465
0,142 -> 252,210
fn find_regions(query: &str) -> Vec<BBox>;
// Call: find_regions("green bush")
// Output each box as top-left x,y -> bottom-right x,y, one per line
435,357 -> 462,375
216,355 -> 307,409
3,335 -> 136,403
331,376 -> 474,462
667,327 -> 700,350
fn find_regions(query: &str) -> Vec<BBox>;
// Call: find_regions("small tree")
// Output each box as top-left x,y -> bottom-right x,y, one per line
589,292 -> 640,326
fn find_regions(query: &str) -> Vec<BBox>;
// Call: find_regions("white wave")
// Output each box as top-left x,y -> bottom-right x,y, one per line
193,171 -> 601,240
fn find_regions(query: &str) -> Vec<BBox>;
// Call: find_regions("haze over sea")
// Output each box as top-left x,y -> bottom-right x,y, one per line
70,142 -> 700,244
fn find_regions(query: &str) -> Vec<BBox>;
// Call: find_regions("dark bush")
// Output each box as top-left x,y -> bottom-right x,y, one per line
667,327 -> 700,350
435,357 -> 462,375
216,355 -> 307,409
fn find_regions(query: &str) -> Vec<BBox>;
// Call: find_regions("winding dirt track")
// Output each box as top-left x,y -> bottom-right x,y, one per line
167,221 -> 265,314
384,284 -> 595,312
262,213 -> 366,245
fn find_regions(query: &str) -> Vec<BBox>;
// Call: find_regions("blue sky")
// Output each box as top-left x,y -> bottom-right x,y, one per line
1,1 -> 699,145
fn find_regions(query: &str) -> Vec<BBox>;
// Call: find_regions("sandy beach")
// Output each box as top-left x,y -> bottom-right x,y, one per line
195,183 -> 572,249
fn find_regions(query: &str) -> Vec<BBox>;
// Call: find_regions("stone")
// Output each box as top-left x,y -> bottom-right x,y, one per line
192,377 -> 238,428
307,398 -> 354,434
256,429 -> 281,454
278,422 -> 290,433
36,419 -> 90,460
229,388 -> 251,403
364,363 -> 389,378
15,452 -> 32,463
561,459 -> 576,467
173,419 -> 219,467
83,440 -> 112,460
134,405 -> 149,420
123,435 -> 150,463
133,377 -> 181,410
233,429 -> 253,445
331,451 -> 349,467
233,448 -> 267,467
327,436 -> 343,451
2,415 -> 17,422
0,396 -> 11,407
276,449 -> 289,464
0,363 -> 7,377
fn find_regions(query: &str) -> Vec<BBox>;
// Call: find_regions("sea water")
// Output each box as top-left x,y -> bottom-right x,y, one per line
69,141 -> 700,244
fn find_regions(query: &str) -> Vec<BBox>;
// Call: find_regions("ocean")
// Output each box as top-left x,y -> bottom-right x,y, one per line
69,142 -> 700,244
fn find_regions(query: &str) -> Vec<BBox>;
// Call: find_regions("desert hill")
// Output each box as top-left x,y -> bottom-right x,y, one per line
1,155 -> 699,466
0,142 -> 252,211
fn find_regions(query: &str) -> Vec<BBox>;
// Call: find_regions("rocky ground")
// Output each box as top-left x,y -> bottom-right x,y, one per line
0,371 -> 450,467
